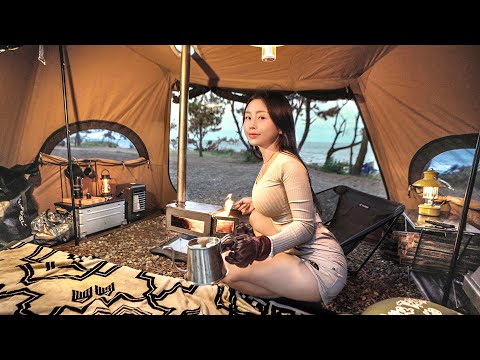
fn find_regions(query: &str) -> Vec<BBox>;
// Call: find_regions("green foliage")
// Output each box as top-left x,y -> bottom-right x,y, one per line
241,150 -> 260,163
188,93 -> 226,153
205,149 -> 246,161
320,158 -> 350,174
81,140 -> 118,148
211,149 -> 236,156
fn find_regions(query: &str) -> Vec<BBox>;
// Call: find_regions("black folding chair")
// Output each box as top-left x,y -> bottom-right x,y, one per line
316,185 -> 405,275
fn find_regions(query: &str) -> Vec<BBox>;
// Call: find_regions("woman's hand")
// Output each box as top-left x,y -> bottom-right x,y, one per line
234,197 -> 255,215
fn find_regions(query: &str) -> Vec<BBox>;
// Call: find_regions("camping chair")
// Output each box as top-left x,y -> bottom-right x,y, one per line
316,185 -> 405,275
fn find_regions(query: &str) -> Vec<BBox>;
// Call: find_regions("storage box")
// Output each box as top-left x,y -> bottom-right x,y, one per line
55,199 -> 126,238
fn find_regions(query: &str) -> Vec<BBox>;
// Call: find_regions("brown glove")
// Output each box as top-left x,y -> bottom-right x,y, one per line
221,237 -> 236,253
236,222 -> 255,236
225,234 -> 271,268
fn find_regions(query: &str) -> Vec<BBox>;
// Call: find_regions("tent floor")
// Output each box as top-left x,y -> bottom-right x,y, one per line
53,208 -> 165,250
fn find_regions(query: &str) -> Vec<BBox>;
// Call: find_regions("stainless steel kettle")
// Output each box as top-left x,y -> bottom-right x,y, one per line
164,235 -> 231,285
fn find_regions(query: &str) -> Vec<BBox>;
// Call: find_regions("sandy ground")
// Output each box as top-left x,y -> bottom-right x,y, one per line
169,150 -> 387,205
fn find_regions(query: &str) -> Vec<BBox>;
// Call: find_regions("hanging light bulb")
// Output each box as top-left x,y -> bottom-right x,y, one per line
251,45 -> 284,62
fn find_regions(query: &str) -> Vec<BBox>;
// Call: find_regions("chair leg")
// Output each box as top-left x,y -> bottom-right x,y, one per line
350,215 -> 401,276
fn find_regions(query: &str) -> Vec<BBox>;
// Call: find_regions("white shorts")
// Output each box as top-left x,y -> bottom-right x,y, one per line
302,256 -> 347,305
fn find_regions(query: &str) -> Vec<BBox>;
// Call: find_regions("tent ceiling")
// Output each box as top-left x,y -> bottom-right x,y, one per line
127,45 -> 396,92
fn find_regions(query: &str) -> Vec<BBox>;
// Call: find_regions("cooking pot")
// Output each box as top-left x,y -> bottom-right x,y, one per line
164,235 -> 231,285
83,163 -> 97,179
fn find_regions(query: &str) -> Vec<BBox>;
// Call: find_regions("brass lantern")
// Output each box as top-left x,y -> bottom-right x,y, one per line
412,168 -> 445,216
100,169 -> 112,197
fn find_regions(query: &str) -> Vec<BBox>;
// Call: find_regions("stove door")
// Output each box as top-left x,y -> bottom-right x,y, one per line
213,216 -> 239,237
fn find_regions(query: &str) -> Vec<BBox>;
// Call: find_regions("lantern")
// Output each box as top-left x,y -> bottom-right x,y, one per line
100,169 -> 112,197
412,168 -> 445,217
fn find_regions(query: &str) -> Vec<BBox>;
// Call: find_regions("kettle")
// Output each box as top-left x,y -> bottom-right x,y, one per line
164,235 -> 231,285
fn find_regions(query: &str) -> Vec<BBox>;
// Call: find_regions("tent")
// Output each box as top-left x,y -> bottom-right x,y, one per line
1,45 -> 479,213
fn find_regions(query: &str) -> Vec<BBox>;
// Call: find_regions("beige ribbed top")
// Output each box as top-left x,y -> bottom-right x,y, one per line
252,152 -> 317,255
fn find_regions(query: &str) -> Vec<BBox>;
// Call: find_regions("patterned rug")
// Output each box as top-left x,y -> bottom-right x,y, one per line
0,242 -> 311,315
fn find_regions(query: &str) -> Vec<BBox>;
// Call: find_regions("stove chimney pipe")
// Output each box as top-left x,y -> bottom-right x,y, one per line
176,45 -> 191,208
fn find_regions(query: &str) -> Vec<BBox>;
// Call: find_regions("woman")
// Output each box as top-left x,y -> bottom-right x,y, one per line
221,91 -> 347,305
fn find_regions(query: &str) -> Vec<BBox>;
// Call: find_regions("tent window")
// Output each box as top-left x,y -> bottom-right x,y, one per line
408,134 -> 479,200
39,120 -> 149,161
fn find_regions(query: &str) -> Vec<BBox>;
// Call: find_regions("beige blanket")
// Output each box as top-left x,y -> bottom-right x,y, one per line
0,242 -> 310,315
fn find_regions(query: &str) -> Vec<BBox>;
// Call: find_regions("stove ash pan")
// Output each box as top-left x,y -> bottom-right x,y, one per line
166,201 -> 240,238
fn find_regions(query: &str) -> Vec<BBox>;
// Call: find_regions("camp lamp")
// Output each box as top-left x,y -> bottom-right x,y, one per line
412,168 -> 445,217
251,45 -> 283,62
100,169 -> 112,197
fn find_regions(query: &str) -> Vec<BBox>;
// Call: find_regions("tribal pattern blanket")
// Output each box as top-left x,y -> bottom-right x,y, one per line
0,242 -> 310,315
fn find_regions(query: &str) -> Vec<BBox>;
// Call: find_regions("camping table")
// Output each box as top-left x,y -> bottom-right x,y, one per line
403,209 -> 480,271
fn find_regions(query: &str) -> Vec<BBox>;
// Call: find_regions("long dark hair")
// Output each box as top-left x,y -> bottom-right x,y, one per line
243,90 -> 322,215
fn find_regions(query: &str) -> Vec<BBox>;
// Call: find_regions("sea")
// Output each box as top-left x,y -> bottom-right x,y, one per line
214,140 -> 378,169
429,149 -> 476,173
118,133 -> 475,174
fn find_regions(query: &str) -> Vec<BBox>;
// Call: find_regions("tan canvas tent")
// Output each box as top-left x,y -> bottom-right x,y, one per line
0,45 -> 479,213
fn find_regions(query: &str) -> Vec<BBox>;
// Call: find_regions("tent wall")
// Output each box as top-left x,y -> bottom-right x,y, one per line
0,46 -> 39,166
2,45 -> 479,214
33,161 -> 162,211
0,45 -> 177,212
352,45 -> 480,208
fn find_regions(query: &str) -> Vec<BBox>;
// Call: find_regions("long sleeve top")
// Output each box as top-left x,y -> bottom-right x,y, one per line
252,152 -> 317,256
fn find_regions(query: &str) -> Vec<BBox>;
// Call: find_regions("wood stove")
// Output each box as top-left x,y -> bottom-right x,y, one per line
166,200 -> 240,238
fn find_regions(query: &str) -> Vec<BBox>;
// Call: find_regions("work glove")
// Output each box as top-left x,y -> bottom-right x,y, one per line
236,222 -> 255,236
221,236 -> 236,253
220,223 -> 254,253
225,234 -> 271,268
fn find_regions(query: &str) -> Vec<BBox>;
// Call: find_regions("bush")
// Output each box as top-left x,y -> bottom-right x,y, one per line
241,150 -> 260,163
321,158 -> 350,174
211,149 -> 237,157
81,140 -> 118,148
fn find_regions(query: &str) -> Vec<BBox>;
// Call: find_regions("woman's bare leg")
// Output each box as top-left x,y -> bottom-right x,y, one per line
222,252 -> 322,302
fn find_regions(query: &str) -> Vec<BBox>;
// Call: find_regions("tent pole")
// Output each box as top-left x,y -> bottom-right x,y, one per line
176,45 -> 191,208
59,45 -> 79,245
442,131 -> 480,306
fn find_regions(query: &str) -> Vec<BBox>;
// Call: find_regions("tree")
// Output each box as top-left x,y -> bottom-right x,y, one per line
71,130 -> 92,146
288,93 -> 326,152
102,131 -> 118,147
188,93 -> 225,157
352,128 -> 369,175
316,101 -> 362,169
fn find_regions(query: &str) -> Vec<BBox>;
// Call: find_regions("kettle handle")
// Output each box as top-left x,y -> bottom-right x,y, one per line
162,246 -> 187,273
